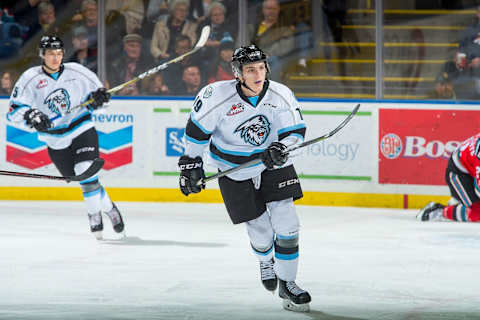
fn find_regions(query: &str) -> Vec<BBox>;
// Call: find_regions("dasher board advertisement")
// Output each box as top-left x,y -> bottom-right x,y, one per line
379,108 -> 478,185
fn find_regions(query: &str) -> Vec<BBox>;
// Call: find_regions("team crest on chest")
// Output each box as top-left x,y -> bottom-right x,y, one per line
227,103 -> 245,116
44,88 -> 71,114
234,115 -> 271,146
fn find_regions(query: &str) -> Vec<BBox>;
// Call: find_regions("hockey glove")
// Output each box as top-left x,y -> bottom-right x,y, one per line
178,156 -> 206,196
87,88 -> 110,110
261,141 -> 288,169
23,108 -> 52,132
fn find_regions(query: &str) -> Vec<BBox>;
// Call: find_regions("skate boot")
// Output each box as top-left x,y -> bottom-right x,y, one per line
279,280 -> 311,312
88,212 -> 103,240
104,202 -> 125,234
260,259 -> 277,292
416,202 -> 446,221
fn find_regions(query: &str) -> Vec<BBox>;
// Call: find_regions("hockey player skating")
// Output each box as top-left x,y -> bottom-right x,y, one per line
7,36 -> 124,240
418,132 -> 480,222
178,44 -> 311,312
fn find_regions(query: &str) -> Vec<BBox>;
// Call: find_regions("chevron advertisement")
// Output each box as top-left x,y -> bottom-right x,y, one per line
5,111 -> 134,171
379,109 -> 477,185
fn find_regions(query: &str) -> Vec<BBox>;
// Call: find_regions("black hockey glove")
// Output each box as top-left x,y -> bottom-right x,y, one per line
87,88 -> 110,110
23,108 -> 52,132
178,156 -> 206,196
261,141 -> 288,169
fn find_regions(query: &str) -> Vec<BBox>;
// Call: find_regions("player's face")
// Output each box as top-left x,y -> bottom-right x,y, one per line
240,62 -> 267,96
43,49 -> 63,73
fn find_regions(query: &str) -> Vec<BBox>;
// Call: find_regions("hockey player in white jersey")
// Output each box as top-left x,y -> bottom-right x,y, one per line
178,44 -> 311,312
7,36 -> 124,240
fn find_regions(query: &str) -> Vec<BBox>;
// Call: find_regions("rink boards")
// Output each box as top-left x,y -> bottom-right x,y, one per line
1,97 -> 477,208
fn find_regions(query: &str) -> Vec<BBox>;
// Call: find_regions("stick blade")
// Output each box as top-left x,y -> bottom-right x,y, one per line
67,158 -> 105,182
195,26 -> 211,48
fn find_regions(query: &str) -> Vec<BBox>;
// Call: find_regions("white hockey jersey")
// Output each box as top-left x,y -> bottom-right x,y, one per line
184,79 -> 306,181
7,62 -> 103,150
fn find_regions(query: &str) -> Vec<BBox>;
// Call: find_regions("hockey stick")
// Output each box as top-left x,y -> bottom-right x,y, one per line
201,104 -> 361,184
0,158 -> 104,182
67,25 -> 211,114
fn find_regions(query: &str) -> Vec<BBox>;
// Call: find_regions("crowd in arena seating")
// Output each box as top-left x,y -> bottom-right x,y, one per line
0,0 -> 316,97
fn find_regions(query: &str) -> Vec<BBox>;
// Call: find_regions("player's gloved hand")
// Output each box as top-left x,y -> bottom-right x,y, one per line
178,156 -> 206,196
23,108 -> 52,132
87,88 -> 110,110
261,141 -> 288,169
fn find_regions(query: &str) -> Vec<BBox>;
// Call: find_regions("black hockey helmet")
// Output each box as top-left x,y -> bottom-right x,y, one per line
39,35 -> 64,56
231,44 -> 270,78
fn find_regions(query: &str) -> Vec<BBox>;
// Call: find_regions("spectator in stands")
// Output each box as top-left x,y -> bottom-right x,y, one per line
197,2 -> 236,62
188,0 -> 213,23
68,25 -> 97,73
163,35 -> 201,92
247,0 -> 294,81
106,0 -> 144,34
105,9 -> 127,61
458,5 -> 480,68
12,0 -> 67,41
434,57 -> 479,100
175,64 -> 203,95
76,0 -> 98,52
143,0 -> 169,38
208,37 -> 234,83
24,1 -> 60,40
108,33 -> 152,96
427,71 -> 455,100
0,70 -> 14,95
142,73 -> 171,96
150,0 -> 198,61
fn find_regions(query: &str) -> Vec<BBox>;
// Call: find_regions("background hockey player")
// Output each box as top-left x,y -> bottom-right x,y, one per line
6,35 -> 124,240
178,44 -> 311,312
418,132 -> 480,222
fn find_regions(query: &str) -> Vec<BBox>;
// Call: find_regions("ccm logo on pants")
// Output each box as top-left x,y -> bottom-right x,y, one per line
278,178 -> 299,188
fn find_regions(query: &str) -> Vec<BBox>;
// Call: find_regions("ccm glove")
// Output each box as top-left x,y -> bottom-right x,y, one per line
178,156 -> 206,196
261,141 -> 288,169
23,108 -> 52,132
87,88 -> 110,110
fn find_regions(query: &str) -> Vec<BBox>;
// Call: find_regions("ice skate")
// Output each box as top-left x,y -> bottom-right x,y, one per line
88,212 -> 103,240
416,202 -> 446,221
278,280 -> 311,312
259,259 -> 277,292
104,202 -> 125,235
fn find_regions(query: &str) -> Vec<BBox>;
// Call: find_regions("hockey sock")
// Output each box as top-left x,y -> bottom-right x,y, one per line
274,234 -> 299,281
251,243 -> 274,262
100,187 -> 114,212
444,202 -> 480,222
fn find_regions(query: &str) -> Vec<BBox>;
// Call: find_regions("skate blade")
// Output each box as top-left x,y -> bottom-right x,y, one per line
92,231 -> 103,240
282,299 -> 310,312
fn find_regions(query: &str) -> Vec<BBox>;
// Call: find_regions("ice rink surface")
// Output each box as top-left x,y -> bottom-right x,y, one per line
1,201 -> 480,320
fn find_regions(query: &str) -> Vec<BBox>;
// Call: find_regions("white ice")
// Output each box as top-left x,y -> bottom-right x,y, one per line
1,201 -> 480,320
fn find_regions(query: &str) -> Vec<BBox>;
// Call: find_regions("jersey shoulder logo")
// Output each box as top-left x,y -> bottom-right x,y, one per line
234,114 -> 271,146
44,88 -> 71,114
203,86 -> 213,99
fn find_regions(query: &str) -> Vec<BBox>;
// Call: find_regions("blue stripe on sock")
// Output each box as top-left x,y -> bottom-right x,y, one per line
275,252 -> 299,260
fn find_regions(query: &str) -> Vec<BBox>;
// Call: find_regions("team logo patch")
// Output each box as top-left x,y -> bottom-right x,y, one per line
380,133 -> 402,159
234,115 -> 271,146
227,103 -> 245,116
203,86 -> 213,99
44,88 -> 71,114
36,79 -> 48,89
